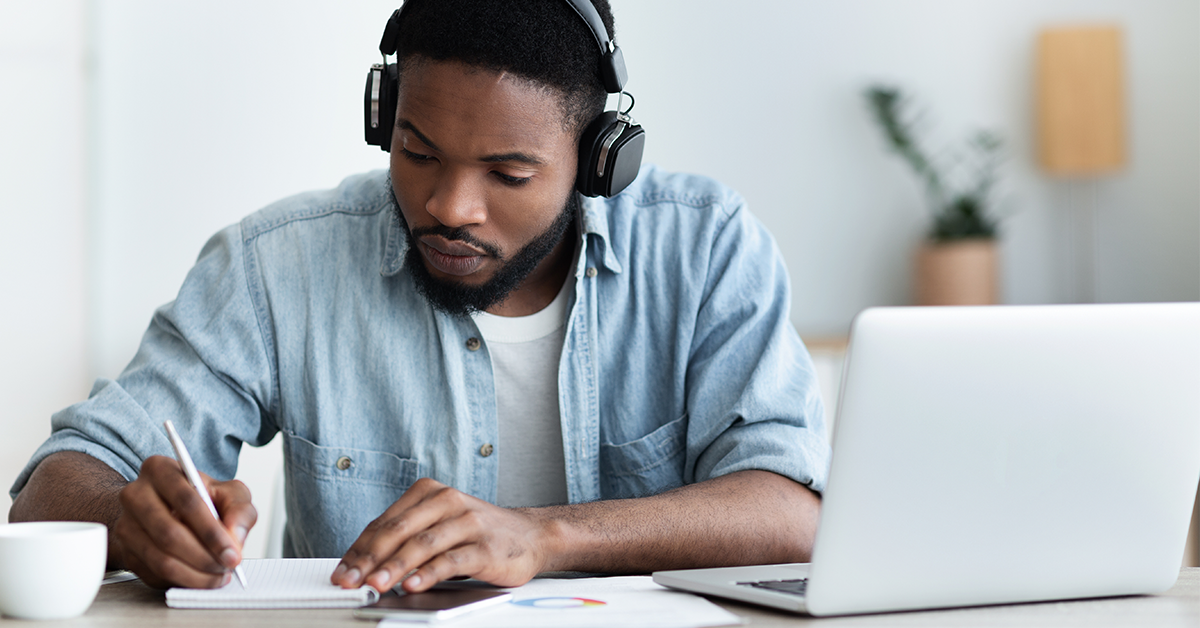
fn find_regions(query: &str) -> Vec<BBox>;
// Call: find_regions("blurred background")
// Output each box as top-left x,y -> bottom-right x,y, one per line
2,0 -> 1197,558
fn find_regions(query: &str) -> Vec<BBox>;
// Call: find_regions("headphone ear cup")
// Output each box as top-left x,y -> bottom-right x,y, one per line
601,122 -> 644,197
364,63 -> 399,151
576,111 -> 645,198
575,111 -> 615,196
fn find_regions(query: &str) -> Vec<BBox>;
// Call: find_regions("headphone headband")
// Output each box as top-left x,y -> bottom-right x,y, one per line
562,0 -> 611,55
562,0 -> 627,93
379,8 -> 403,56
379,0 -> 625,92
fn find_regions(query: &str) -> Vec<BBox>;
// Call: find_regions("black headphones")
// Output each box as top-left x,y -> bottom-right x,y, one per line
363,0 -> 645,198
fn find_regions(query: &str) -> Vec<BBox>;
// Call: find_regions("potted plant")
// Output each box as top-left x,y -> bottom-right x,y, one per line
864,86 -> 1003,305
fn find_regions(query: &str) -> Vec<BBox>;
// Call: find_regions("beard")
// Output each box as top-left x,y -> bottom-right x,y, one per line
389,182 -> 579,317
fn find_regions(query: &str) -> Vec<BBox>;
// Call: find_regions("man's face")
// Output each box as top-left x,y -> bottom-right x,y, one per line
390,59 -> 580,315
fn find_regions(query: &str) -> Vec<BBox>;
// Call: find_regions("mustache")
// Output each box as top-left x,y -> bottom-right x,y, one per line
387,178 -> 503,259
409,224 -> 502,259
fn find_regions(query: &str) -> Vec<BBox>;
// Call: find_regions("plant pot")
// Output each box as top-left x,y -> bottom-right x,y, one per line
915,239 -> 999,306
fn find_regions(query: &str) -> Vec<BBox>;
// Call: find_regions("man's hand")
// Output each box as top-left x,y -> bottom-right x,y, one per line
330,470 -> 819,593
331,478 -> 550,593
114,455 -> 257,589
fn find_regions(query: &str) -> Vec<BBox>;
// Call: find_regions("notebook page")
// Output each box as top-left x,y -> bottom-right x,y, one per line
166,558 -> 380,609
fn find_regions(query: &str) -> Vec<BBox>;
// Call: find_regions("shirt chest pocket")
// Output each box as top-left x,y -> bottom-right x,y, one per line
599,414 -> 687,499
282,433 -> 420,558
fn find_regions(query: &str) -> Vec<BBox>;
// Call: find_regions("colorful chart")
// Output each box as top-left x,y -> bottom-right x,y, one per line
512,597 -> 607,609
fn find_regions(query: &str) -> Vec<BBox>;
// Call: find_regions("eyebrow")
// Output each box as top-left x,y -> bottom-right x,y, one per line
397,119 -> 546,167
479,152 -> 545,166
398,120 -> 441,152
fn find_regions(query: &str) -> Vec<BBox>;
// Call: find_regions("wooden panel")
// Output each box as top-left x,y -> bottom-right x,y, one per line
1036,26 -> 1126,175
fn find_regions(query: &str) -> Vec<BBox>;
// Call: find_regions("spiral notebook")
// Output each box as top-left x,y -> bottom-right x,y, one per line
166,558 -> 380,609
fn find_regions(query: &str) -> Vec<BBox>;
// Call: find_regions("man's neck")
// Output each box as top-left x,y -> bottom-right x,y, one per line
486,230 -> 577,318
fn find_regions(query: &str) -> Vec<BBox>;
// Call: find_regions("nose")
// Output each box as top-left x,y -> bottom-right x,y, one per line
425,168 -> 487,228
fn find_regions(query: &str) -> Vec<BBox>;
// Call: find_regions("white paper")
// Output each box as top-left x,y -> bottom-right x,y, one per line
166,558 -> 379,609
379,576 -> 744,628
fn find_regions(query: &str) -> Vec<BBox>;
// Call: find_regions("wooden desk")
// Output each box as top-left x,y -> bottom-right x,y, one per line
17,568 -> 1199,627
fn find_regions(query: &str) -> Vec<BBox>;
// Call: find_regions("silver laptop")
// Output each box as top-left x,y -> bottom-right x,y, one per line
654,303 -> 1200,616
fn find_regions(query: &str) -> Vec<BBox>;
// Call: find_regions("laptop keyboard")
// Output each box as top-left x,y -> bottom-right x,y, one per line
737,578 -> 809,597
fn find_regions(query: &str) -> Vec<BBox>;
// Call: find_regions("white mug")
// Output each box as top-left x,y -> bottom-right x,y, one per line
0,521 -> 107,620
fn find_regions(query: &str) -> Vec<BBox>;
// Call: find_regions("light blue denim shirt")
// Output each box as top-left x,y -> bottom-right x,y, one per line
13,166 -> 830,558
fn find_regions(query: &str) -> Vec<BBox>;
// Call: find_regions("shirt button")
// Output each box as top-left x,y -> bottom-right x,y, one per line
586,267 -> 598,278
479,443 -> 494,457
466,337 -> 481,351
335,456 -> 353,471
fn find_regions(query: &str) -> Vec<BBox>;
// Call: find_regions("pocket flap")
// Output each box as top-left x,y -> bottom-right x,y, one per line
285,433 -> 419,488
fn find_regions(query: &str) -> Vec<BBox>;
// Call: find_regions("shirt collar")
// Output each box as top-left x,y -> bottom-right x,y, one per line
379,191 -> 407,278
580,194 -> 623,275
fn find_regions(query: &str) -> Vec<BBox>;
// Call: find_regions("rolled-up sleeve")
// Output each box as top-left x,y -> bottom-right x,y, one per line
10,223 -> 276,499
685,199 -> 830,493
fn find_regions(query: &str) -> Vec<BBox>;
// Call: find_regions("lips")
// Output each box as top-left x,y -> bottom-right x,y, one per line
419,236 -> 488,276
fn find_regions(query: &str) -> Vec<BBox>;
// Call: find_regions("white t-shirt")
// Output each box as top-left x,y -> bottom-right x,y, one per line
471,277 -> 573,508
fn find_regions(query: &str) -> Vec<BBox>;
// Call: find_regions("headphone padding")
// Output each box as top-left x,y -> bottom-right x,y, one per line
576,111 -> 645,197
364,64 -> 398,152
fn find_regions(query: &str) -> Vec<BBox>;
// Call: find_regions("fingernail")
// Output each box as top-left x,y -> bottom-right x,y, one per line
332,563 -> 347,581
345,568 -> 361,586
405,574 -> 422,589
234,526 -> 249,545
370,570 -> 390,589
220,548 -> 239,568
222,572 -> 232,586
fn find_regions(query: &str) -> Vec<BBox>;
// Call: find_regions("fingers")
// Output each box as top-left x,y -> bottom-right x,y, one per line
114,455 -> 253,588
210,477 -> 257,551
115,510 -> 232,589
119,458 -> 227,573
332,478 -> 545,593
333,478 -> 455,588
366,509 -> 483,591
400,546 -> 481,593
145,457 -> 243,568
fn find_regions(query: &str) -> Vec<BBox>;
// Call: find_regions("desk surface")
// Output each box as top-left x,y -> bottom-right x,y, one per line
16,568 -> 1200,627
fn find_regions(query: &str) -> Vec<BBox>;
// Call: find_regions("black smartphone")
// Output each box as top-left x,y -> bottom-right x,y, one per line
353,588 -> 511,622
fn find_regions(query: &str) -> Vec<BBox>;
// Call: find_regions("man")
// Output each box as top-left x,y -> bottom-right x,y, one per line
10,0 -> 828,594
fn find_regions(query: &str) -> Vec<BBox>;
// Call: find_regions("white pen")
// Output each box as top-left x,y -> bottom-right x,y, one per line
163,420 -> 249,589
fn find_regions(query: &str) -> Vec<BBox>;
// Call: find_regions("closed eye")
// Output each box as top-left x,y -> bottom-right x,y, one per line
400,147 -> 435,164
492,171 -> 532,186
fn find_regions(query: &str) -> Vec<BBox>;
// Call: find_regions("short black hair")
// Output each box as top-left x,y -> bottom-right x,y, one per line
393,0 -> 615,134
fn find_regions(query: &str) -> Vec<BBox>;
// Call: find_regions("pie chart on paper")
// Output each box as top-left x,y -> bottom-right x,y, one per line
512,597 -> 607,609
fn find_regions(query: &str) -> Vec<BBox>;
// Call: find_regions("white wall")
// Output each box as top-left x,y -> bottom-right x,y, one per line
89,0 -> 396,378
83,0 -> 1200,376
0,0 -> 90,515
2,0 -> 1197,527
617,0 -> 1199,335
